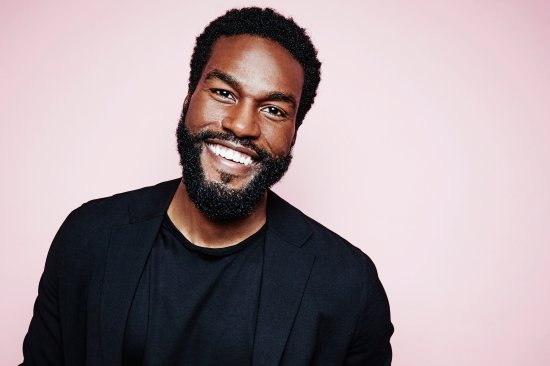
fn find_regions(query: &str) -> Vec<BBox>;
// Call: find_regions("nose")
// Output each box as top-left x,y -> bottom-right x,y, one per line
221,99 -> 261,139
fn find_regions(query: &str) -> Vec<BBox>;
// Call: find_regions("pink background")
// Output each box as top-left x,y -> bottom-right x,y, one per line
1,0 -> 549,364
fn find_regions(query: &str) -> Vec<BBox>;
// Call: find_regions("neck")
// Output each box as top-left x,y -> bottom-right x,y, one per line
167,180 -> 267,248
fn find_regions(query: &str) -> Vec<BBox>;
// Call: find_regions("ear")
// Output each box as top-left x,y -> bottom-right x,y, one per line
180,94 -> 191,119
183,94 -> 190,108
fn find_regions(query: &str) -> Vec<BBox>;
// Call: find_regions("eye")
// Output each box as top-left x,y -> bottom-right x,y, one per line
211,89 -> 236,102
261,105 -> 287,119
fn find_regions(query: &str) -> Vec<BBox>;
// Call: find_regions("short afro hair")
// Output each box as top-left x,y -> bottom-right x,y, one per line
188,7 -> 322,129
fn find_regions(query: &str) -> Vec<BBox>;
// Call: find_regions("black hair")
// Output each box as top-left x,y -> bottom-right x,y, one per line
188,7 -> 322,129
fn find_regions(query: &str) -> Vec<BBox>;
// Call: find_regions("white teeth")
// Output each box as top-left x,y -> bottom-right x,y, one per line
207,143 -> 253,166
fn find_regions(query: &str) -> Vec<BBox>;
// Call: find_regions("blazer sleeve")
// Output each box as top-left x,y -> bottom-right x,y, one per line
344,259 -> 394,366
20,211 -> 76,366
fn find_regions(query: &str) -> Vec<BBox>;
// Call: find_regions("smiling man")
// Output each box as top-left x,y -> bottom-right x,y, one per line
22,7 -> 393,366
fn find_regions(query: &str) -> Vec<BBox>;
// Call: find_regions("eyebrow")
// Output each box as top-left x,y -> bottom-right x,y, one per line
204,69 -> 240,91
204,68 -> 298,109
265,92 -> 297,109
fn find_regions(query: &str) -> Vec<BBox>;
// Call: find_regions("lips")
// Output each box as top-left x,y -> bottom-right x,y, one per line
206,142 -> 255,166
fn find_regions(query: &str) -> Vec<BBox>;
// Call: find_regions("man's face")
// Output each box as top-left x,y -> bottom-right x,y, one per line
177,35 -> 304,220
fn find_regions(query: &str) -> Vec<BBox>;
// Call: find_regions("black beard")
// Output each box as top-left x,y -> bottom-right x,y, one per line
176,108 -> 293,221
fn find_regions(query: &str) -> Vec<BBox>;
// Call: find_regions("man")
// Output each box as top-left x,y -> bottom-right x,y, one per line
22,7 -> 393,366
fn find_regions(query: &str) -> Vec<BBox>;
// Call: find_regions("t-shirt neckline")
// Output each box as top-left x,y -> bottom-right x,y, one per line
163,214 -> 266,257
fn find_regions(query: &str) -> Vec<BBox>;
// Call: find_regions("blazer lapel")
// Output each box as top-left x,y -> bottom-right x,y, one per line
99,179 -> 180,365
252,191 -> 316,366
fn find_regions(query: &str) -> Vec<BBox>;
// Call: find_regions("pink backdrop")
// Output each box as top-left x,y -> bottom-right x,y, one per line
1,0 -> 549,364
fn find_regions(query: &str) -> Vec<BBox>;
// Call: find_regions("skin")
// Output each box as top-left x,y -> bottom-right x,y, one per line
168,35 -> 305,248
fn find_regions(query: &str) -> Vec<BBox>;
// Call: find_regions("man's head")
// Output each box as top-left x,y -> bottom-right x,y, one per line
187,7 -> 321,129
177,8 -> 321,221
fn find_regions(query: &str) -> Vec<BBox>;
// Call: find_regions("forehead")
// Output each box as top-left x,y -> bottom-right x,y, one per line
202,35 -> 304,97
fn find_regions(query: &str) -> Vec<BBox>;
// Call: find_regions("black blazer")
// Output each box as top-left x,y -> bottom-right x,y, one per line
22,179 -> 393,365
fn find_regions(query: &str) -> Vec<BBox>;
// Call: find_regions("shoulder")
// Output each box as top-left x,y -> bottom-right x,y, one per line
52,179 -> 179,259
267,191 -> 380,287
304,213 -> 381,292
65,178 -> 180,230
307,214 -> 377,271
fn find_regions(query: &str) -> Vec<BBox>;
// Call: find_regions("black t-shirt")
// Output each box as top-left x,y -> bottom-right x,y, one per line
123,215 -> 266,366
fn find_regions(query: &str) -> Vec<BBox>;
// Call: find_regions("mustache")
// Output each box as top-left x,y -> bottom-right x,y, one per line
190,130 -> 273,162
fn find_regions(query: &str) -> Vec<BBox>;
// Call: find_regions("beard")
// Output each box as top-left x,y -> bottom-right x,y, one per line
176,107 -> 293,221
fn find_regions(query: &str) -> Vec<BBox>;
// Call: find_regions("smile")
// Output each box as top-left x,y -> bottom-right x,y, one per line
206,143 -> 254,166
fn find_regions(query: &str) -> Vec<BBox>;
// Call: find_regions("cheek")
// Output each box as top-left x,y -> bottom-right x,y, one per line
262,124 -> 295,156
185,95 -> 226,130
